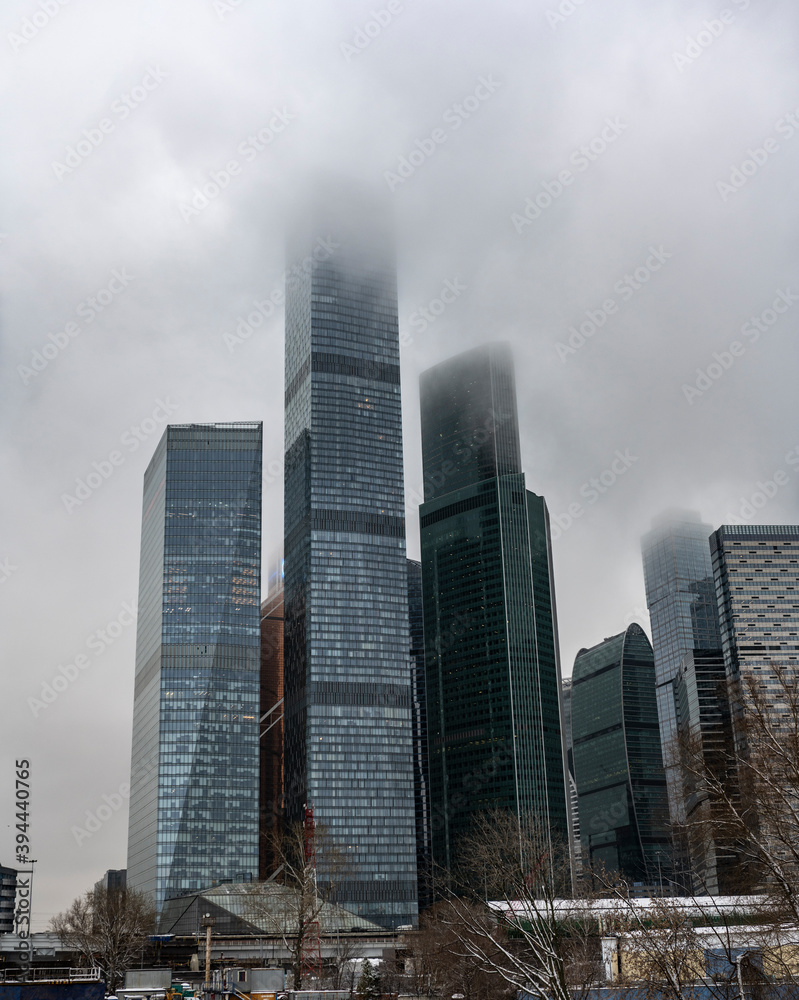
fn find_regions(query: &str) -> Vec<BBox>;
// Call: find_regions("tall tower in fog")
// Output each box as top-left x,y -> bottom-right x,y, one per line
418,343 -> 570,872
641,510 -> 722,826
282,197 -> 417,928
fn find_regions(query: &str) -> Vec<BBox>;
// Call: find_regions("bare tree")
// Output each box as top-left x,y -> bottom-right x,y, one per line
51,885 -> 155,993
428,810 -> 601,1000
676,664 -> 799,921
249,819 -> 352,990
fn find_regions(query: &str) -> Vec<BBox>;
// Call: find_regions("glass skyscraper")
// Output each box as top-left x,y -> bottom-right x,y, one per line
407,558 -> 432,910
641,510 -> 722,825
282,205 -> 417,928
571,624 -> 672,889
418,343 -> 569,873
710,524 -> 799,726
127,422 -> 262,914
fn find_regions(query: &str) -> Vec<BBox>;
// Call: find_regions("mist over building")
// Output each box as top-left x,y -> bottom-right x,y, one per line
418,342 -> 569,870
641,510 -> 722,829
282,196 -> 418,928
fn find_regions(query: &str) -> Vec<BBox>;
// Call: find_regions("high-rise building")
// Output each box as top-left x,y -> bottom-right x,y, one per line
407,559 -> 432,911
418,343 -> 569,873
673,649 -> 737,895
260,584 -> 285,880
710,524 -> 799,725
561,678 -> 582,872
0,864 -> 16,934
641,511 -> 722,825
127,422 -> 262,914
571,624 -> 672,889
94,869 -> 127,893
282,204 -> 417,928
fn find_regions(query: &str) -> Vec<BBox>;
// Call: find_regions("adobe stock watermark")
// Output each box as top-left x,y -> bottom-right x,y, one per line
52,66 -> 168,180
555,246 -> 672,362
60,399 -> 179,513
400,277 -> 466,346
179,110 -> 295,222
511,117 -> 628,233
384,75 -> 502,191
214,0 -> 246,19
546,0 -> 592,30
671,0 -> 750,72
549,449 -> 639,540
721,444 -> 799,525
28,602 -> 138,718
222,236 -> 340,352
682,288 -> 797,404
8,0 -> 72,52
71,750 -> 158,847
407,406 -> 513,512
341,0 -> 410,61
716,104 -> 799,202
1,557 -> 18,585
17,268 -> 135,385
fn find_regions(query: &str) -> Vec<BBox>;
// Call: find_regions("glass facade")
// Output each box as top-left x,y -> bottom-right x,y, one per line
407,559 -> 432,910
260,585 -> 285,880
641,510 -> 721,825
673,649 -> 737,894
572,624 -> 672,889
419,344 -> 569,873
127,422 -> 262,915
283,212 -> 417,928
710,524 -> 799,726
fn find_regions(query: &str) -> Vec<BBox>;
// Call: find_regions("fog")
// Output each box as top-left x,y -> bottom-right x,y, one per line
1,0 -> 797,928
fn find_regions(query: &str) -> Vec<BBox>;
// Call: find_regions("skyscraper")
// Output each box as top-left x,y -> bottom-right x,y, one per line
418,343 -> 569,872
561,678 -> 582,871
673,648 -> 737,894
407,558 -> 432,911
641,511 -> 722,824
127,422 -> 262,914
710,524 -> 799,726
282,203 -> 417,928
259,584 -> 285,880
571,624 -> 672,889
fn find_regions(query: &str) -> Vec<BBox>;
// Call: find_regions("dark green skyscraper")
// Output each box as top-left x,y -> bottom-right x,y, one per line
571,624 -> 671,889
419,343 -> 569,871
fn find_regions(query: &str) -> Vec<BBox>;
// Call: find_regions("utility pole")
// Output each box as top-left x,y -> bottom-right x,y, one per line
202,913 -> 215,997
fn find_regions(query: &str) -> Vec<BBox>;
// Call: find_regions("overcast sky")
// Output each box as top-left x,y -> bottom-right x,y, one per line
1,0 -> 798,930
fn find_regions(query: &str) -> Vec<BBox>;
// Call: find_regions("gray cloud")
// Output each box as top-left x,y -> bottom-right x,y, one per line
1,0 -> 798,927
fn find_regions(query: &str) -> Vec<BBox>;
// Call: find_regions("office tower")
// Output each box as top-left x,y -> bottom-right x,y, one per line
94,869 -> 127,893
0,864 -> 16,934
642,511 -> 722,826
127,422 -> 262,914
407,559 -> 432,911
260,584 -> 285,879
673,650 -> 737,895
419,343 -> 569,874
561,679 -> 582,871
283,204 -> 417,928
571,624 -> 672,889
710,524 -> 799,723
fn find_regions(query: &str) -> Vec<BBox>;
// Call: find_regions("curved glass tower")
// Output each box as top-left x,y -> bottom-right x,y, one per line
571,623 -> 671,889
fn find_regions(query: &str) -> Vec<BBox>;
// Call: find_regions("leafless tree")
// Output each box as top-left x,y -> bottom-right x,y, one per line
675,664 -> 799,921
428,810 -> 601,1000
51,885 -> 155,993
249,819 -> 352,990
